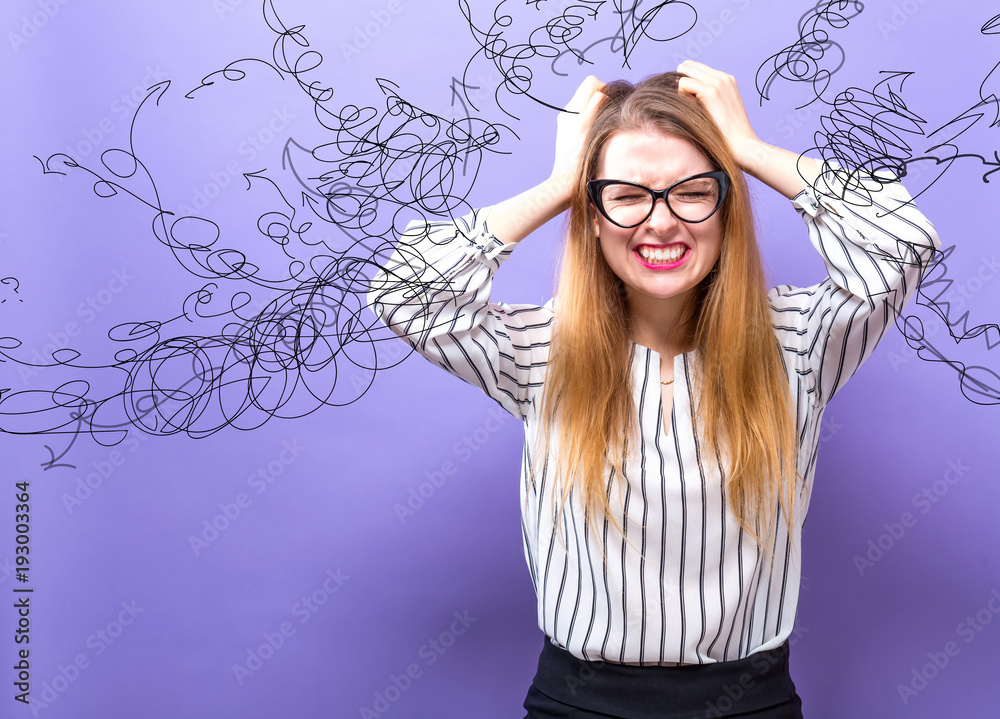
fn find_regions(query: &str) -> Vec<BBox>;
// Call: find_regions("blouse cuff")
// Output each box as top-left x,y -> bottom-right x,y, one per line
790,158 -> 907,220
455,208 -> 518,267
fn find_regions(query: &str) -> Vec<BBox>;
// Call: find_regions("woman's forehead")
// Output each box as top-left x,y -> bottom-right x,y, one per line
597,130 -> 712,183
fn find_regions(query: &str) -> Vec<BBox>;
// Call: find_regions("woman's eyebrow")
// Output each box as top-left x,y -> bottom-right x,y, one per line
611,170 -> 709,186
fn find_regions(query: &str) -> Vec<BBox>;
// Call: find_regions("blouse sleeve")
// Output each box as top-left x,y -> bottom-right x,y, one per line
366,209 -> 554,420
769,160 -> 942,407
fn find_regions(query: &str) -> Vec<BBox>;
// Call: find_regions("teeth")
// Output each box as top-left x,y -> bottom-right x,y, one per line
639,246 -> 686,263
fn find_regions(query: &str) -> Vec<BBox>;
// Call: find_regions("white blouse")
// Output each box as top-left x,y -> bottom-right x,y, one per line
368,161 -> 940,665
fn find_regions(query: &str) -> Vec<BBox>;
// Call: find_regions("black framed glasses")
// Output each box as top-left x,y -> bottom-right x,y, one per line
586,171 -> 730,227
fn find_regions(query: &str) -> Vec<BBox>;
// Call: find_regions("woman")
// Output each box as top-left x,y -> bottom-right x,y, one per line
368,61 -> 939,718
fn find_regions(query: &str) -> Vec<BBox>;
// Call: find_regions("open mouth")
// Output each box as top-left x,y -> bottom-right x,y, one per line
634,244 -> 689,267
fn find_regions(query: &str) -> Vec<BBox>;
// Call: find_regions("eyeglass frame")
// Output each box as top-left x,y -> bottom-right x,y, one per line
586,170 -> 731,228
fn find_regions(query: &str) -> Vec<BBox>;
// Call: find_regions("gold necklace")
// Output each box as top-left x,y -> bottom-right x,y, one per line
660,378 -> 674,385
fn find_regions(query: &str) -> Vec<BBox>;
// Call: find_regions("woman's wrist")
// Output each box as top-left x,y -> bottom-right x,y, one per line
730,136 -> 772,178
544,170 -> 576,213
481,175 -> 574,245
731,138 -> 822,200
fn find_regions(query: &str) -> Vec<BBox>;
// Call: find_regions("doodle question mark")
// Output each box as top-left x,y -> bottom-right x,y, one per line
1,276 -> 22,303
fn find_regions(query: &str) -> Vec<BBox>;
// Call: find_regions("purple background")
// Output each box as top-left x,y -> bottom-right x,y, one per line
2,1 -> 999,717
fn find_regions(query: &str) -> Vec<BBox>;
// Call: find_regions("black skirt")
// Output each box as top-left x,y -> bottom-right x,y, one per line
523,635 -> 804,719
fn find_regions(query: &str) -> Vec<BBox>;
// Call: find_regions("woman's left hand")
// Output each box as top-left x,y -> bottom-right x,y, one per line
675,60 -> 762,170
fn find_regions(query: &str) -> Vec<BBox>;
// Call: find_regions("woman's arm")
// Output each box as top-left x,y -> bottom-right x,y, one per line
367,211 -> 550,418
771,163 -> 941,404
675,60 -> 941,404
675,60 -> 823,199
479,75 -> 606,244
366,77 -> 608,417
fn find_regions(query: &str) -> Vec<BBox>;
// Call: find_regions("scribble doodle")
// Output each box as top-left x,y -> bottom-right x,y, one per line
755,0 -> 865,108
901,244 -> 1000,405
803,65 -> 1000,202
983,12 -> 1000,35
458,0 -> 696,119
0,0 -> 511,463
4,0 -> 999,470
797,65 -> 1000,405
1,277 -> 22,303
283,77 -> 511,229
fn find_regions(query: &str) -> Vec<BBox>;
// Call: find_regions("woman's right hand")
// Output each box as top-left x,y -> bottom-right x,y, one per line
549,75 -> 608,189
479,76 -> 607,245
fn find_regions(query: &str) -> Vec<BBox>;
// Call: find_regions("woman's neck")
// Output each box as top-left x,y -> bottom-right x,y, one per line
626,290 -> 697,357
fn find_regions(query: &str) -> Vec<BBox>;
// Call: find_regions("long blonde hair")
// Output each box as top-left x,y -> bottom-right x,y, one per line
533,72 -> 803,562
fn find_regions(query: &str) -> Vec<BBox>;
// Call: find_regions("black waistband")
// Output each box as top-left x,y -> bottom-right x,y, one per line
530,638 -> 798,719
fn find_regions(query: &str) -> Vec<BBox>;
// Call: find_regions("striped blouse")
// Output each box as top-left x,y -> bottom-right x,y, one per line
367,161 -> 940,665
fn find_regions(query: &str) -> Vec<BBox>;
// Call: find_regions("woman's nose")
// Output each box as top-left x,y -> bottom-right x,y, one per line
645,197 -> 679,234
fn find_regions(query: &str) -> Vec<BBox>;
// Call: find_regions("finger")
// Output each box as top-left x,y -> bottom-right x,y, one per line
576,90 -> 605,125
677,59 -> 717,74
583,89 -> 606,115
676,74 -> 706,99
677,63 -> 724,93
677,59 -> 726,84
565,75 -> 606,113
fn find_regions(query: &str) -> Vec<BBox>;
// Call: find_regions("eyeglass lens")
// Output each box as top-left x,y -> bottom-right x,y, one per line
600,177 -> 721,225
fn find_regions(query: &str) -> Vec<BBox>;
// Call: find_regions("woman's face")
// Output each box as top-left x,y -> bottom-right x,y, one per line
592,130 -> 724,314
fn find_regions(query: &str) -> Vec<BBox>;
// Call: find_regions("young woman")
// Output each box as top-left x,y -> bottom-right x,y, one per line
368,61 -> 940,718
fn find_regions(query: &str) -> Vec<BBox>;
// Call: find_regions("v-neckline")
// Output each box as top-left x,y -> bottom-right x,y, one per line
660,356 -> 676,439
634,342 -> 687,441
